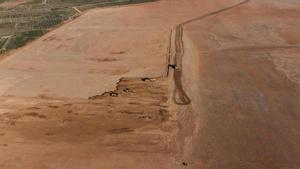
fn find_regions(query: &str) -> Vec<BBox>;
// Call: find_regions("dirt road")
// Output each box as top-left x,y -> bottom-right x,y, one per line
171,0 -> 250,105
175,0 -> 300,168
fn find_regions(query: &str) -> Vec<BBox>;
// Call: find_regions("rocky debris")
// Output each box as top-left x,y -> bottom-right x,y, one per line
123,88 -> 133,93
141,77 -> 156,82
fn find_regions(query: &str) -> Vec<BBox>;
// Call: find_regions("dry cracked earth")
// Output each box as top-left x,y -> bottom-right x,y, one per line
0,0 -> 300,169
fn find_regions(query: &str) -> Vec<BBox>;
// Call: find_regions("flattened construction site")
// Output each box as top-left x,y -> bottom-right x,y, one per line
0,0 -> 299,168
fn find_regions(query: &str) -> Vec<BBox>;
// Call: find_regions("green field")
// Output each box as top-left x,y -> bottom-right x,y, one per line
0,0 -> 156,53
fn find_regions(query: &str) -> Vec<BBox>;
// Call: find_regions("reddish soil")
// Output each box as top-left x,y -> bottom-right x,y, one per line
0,0 -> 299,169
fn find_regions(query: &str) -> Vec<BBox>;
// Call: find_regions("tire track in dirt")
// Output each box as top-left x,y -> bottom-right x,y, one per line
1,36 -> 12,51
171,0 -> 250,105
166,29 -> 173,77
72,6 -> 83,14
218,45 -> 300,52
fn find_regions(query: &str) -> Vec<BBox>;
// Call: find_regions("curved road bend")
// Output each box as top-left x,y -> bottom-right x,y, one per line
171,0 -> 250,105
169,0 -> 300,168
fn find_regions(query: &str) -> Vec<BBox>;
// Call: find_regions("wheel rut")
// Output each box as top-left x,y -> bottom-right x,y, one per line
169,0 -> 251,105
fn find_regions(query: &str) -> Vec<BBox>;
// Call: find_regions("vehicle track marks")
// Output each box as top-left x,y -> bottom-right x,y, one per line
72,6 -> 83,14
170,0 -> 250,105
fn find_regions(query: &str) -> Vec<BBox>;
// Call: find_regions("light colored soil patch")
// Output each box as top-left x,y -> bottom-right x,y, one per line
0,0 -> 27,8
0,0 -> 236,99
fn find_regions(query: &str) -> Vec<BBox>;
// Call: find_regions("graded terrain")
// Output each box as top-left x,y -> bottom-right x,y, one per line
0,0 -> 299,169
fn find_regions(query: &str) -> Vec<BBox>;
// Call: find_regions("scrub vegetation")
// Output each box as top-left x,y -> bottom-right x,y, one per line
0,0 -> 156,53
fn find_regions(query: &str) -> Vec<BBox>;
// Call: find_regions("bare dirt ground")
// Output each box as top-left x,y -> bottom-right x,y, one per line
0,0 -> 300,169
177,0 -> 300,168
